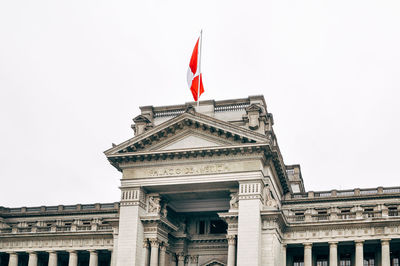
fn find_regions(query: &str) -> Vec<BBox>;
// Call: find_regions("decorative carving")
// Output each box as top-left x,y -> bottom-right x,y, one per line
227,235 -> 236,245
161,201 -> 168,218
184,105 -> 196,114
143,239 -> 150,248
243,103 -> 263,130
229,193 -> 238,210
147,196 -> 161,214
149,238 -> 160,248
132,114 -> 153,135
189,255 -> 199,263
177,252 -> 185,261
263,185 -> 278,209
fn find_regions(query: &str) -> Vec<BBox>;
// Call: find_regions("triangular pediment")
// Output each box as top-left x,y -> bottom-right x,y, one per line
105,111 -> 268,156
202,259 -> 226,266
148,129 -> 234,151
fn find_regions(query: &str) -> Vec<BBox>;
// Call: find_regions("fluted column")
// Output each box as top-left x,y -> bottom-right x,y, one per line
189,255 -> 198,266
227,235 -> 236,266
8,252 -> 18,266
282,244 -> 287,266
159,245 -> 167,266
143,240 -> 150,266
28,252 -> 38,266
149,239 -> 160,266
68,251 -> 78,266
329,242 -> 338,266
381,239 -> 391,266
48,251 -> 58,266
177,253 -> 185,266
304,243 -> 312,266
89,250 -> 98,266
355,240 -> 364,266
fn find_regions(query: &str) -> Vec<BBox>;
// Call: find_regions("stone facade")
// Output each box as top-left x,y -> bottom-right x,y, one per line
1,96 -> 400,266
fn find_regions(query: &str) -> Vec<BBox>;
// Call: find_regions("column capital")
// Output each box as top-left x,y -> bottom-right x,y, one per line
67,250 -> 77,254
354,240 -> 364,245
381,238 -> 391,245
149,238 -> 160,248
88,250 -> 98,254
227,235 -> 236,245
189,255 -> 199,263
303,243 -> 312,249
160,244 -> 168,252
329,241 -> 338,246
143,239 -> 150,248
177,253 -> 185,261
8,251 -> 17,255
47,251 -> 57,254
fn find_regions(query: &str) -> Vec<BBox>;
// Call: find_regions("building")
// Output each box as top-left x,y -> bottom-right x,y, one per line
1,95 -> 400,266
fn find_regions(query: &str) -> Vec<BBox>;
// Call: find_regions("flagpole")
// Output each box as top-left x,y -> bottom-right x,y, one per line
197,29 -> 202,108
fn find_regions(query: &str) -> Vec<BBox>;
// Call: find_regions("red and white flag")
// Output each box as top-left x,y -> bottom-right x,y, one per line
187,33 -> 204,102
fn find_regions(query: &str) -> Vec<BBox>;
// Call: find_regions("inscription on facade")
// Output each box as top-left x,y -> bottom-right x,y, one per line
147,164 -> 229,177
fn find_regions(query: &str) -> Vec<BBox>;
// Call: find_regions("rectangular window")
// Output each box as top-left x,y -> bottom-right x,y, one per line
293,256 -> 304,266
316,256 -> 328,266
209,220 -> 227,234
340,254 -> 351,266
198,220 -> 205,234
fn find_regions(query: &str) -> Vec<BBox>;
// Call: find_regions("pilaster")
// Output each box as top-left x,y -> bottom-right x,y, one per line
237,180 -> 264,266
116,187 -> 147,266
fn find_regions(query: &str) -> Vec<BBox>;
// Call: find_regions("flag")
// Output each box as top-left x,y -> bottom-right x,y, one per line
187,36 -> 204,101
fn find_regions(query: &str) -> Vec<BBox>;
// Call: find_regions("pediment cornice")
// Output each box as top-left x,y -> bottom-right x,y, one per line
105,111 -> 268,156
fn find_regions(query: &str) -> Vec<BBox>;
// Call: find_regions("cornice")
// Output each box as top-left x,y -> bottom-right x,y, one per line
104,111 -> 268,156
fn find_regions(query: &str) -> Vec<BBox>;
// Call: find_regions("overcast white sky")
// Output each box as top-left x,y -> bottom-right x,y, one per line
1,0 -> 400,207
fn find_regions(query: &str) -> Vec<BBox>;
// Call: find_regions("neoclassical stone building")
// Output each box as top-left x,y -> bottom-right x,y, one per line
1,95 -> 400,266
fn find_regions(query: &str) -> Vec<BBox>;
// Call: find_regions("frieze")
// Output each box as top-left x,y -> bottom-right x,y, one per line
147,164 -> 229,177
283,224 -> 400,243
0,237 -> 113,252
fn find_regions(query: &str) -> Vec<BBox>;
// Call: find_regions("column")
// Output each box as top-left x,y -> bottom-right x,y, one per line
304,243 -> 312,266
355,240 -> 364,266
89,250 -> 98,266
177,253 -> 185,266
149,239 -> 159,266
159,245 -> 167,266
48,251 -> 58,266
282,244 -> 287,266
143,240 -> 150,266
227,235 -> 236,266
28,252 -> 38,266
8,252 -> 18,266
189,255 -> 198,266
381,239 -> 391,266
329,242 -> 338,266
68,251 -> 78,266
